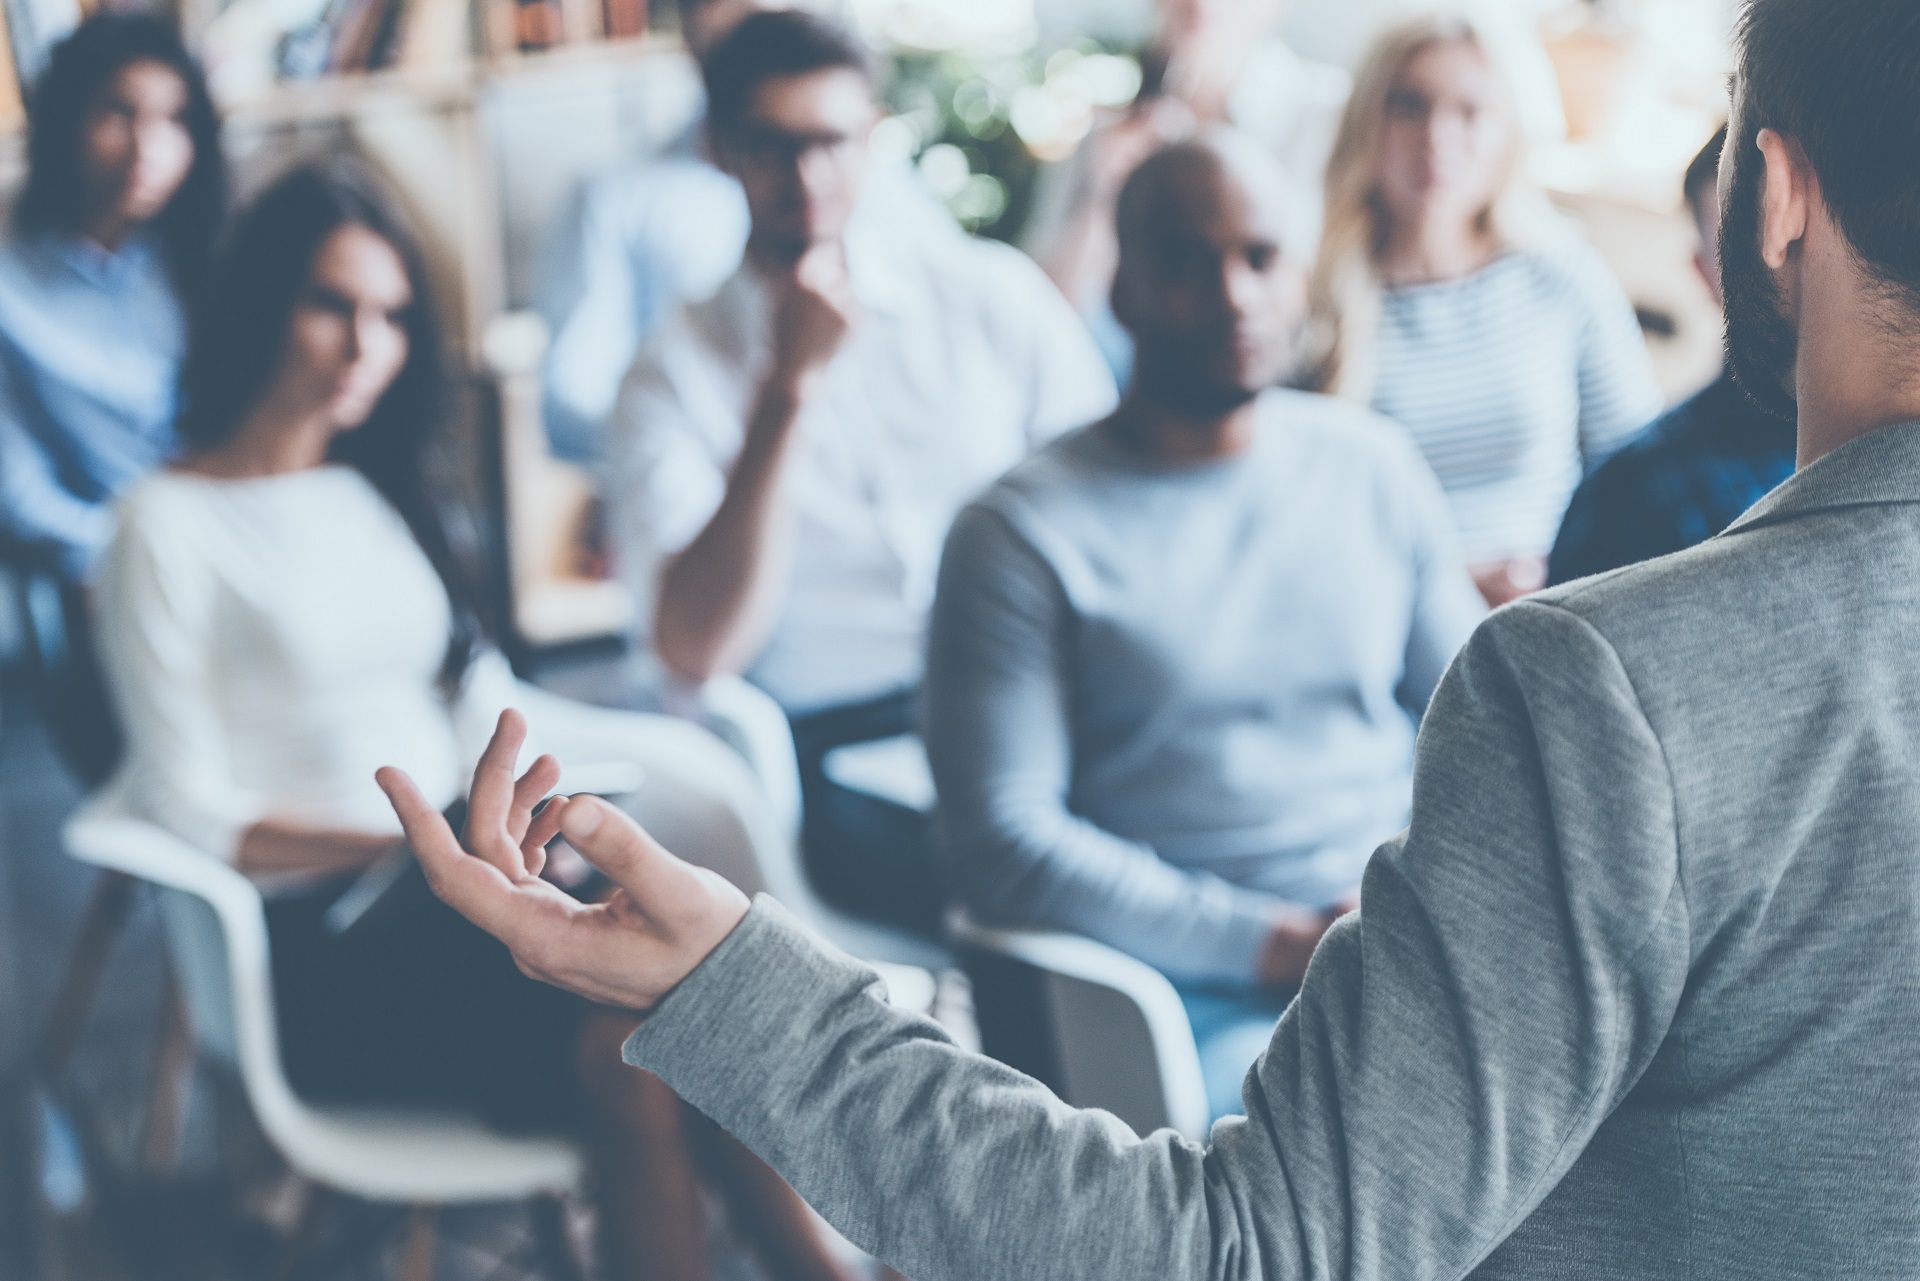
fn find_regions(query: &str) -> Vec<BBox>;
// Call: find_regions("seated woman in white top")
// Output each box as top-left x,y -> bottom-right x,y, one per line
1306,13 -> 1664,607
91,165 -> 871,1281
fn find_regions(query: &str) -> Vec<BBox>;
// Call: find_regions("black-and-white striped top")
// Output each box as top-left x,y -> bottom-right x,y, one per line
1370,246 -> 1664,563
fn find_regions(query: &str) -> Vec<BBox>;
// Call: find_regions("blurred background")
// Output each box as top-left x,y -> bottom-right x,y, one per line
0,0 -> 1735,1277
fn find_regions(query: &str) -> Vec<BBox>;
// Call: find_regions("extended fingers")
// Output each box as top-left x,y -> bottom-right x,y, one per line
378,765 -> 525,937
521,793 -> 571,877
464,710 -> 529,859
508,754 -> 562,844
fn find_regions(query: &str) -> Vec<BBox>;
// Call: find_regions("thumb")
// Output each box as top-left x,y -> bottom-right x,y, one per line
558,795 -> 697,908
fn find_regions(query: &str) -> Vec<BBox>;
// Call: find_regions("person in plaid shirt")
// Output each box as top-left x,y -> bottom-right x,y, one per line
1548,128 -> 1797,586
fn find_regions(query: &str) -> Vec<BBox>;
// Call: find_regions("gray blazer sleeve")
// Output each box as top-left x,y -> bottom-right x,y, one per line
625,599 -> 1691,1281
924,502 -> 1287,984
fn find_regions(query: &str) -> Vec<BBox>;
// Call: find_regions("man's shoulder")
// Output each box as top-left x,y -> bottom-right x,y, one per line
911,233 -> 1061,307
1266,387 -> 1408,448
1527,516 -> 1809,689
1263,389 -> 1443,493
972,424 -> 1108,509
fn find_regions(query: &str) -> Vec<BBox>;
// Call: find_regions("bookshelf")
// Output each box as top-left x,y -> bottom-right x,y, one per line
212,33 -> 694,362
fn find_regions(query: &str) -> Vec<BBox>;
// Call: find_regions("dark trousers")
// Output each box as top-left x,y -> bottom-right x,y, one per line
265,858 -> 590,1135
788,688 -> 945,938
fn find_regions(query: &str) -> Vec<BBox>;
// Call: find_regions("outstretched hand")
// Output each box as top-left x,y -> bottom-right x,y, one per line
376,710 -> 750,1012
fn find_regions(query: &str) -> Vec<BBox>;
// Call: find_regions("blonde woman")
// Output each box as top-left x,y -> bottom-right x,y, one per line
1308,13 -> 1661,606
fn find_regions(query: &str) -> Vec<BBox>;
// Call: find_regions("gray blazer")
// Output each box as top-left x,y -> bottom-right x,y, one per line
627,421 -> 1920,1279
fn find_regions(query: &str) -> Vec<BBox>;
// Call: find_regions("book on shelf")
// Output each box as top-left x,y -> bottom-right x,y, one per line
512,0 -> 564,52
0,0 -> 21,132
391,0 -> 469,68
557,0 -> 600,44
601,0 -> 643,40
482,0 -> 645,57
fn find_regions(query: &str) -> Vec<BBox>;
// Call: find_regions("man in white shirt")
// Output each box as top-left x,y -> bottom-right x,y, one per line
537,0 -> 960,462
604,9 -> 1117,934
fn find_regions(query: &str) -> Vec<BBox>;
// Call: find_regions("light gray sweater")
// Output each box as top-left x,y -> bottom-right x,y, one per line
628,421 -> 1920,1278
925,394 -> 1485,982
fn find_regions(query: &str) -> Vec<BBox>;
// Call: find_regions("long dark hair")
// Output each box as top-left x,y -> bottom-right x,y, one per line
16,14 -> 226,291
177,163 -> 487,692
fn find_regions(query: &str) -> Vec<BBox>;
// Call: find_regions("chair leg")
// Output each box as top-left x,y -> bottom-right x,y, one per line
531,1193 -> 586,1281
139,970 -> 194,1175
37,871 -> 137,1076
399,1204 -> 438,1281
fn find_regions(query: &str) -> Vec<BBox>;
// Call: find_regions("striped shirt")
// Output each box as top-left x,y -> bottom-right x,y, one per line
1369,246 -> 1663,564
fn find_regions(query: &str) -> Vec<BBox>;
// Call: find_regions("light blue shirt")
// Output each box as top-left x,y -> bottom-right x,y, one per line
0,233 -> 185,580
538,138 -> 752,463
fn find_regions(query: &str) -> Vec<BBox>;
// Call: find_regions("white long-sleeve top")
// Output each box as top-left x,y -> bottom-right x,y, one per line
92,466 -> 524,874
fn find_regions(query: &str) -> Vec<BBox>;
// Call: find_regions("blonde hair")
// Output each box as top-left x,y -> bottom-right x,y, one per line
1307,12 -> 1567,401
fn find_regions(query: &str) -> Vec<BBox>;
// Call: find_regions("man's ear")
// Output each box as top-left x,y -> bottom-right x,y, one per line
1755,128 -> 1812,272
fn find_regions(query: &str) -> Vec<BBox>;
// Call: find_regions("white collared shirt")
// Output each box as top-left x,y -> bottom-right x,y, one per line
605,231 -> 1118,714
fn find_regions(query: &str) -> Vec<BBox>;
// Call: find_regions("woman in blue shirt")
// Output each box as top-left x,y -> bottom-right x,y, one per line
0,14 -> 225,581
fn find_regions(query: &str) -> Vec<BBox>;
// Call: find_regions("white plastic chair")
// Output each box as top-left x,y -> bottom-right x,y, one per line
61,696 -> 933,1275
686,676 -> 952,972
947,912 -> 1210,1141
62,805 -> 588,1279
61,808 -> 588,1200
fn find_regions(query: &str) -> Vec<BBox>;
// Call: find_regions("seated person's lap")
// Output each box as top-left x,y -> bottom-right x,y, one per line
267,873 -> 592,1134
789,688 -> 945,938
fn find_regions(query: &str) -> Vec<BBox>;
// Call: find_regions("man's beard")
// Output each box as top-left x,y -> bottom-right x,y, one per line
1131,335 -> 1271,420
1719,132 -> 1800,423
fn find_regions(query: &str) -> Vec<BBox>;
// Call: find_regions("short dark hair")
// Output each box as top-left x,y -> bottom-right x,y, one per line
1735,0 -> 1920,307
1683,125 -> 1726,222
178,163 -> 487,691
701,9 -> 870,137
16,14 -> 226,292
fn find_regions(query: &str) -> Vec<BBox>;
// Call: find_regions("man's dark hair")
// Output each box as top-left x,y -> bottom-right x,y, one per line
1735,0 -> 1920,308
1683,126 -> 1726,223
178,163 -> 489,692
701,9 -> 871,137
16,14 -> 226,293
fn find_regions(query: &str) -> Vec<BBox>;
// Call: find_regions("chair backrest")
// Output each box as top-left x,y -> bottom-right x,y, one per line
950,912 -> 1212,1141
61,808 -> 316,1154
681,676 -> 952,971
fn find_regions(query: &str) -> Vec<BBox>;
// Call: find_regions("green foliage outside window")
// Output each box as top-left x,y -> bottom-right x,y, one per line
879,39 -> 1142,241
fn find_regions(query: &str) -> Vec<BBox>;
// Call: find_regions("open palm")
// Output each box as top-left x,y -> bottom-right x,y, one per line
376,709 -> 750,1012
